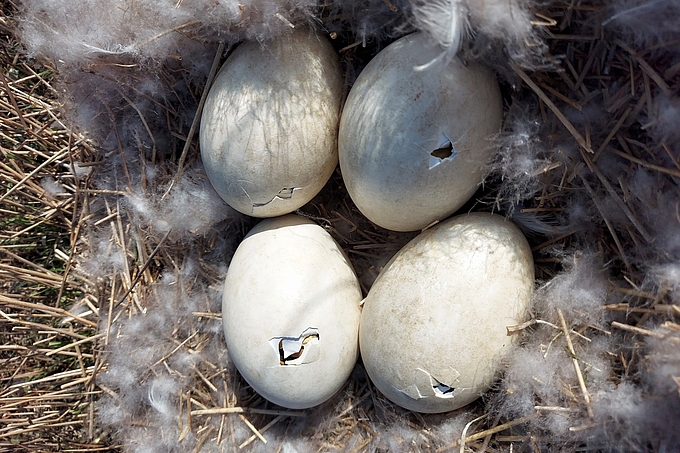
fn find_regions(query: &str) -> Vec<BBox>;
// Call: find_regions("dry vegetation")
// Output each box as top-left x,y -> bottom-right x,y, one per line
1,0 -> 679,452
0,3 -> 105,451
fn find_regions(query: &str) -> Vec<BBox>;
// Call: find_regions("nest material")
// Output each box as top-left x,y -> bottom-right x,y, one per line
1,0 -> 679,452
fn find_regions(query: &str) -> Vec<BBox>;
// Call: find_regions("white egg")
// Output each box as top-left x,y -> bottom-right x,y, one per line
338,33 -> 503,232
359,213 -> 534,413
222,215 -> 362,409
200,30 -> 342,217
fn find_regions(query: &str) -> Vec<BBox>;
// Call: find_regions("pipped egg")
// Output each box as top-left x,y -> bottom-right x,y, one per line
359,213 -> 534,413
222,215 -> 362,409
339,33 -> 503,231
201,29 -> 342,217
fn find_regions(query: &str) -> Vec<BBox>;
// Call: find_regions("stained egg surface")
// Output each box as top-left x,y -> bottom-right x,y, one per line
339,32 -> 503,232
222,215 -> 362,409
200,29 -> 342,217
359,213 -> 534,413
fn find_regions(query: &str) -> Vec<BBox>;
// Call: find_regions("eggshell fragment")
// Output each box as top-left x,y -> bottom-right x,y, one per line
339,33 -> 503,231
200,30 -> 342,217
359,213 -> 534,413
222,215 -> 362,409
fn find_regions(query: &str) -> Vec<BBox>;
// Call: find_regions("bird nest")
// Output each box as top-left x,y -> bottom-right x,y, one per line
1,1 -> 679,452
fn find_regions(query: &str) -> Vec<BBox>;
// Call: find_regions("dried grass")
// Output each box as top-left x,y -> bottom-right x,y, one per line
0,3 -> 102,450
1,0 -> 679,452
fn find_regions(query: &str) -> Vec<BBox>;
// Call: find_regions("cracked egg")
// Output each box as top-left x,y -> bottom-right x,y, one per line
222,215 -> 362,409
338,33 -> 502,232
200,29 -> 342,217
359,213 -> 534,413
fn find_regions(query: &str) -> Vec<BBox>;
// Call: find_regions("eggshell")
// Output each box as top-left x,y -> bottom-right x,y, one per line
222,215 -> 362,409
200,29 -> 342,217
338,33 -> 503,231
359,213 -> 534,413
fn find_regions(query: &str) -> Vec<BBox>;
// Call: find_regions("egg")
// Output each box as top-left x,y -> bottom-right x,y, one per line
222,215 -> 362,409
359,213 -> 534,413
200,29 -> 342,217
338,33 -> 503,232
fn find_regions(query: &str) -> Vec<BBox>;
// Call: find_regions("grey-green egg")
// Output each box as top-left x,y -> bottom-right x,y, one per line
339,33 -> 502,232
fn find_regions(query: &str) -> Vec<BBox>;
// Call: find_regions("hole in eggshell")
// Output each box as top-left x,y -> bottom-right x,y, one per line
430,142 -> 453,159
399,368 -> 459,400
276,187 -> 295,199
428,132 -> 458,169
252,187 -> 298,208
427,370 -> 457,399
432,381 -> 455,397
269,327 -> 320,366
